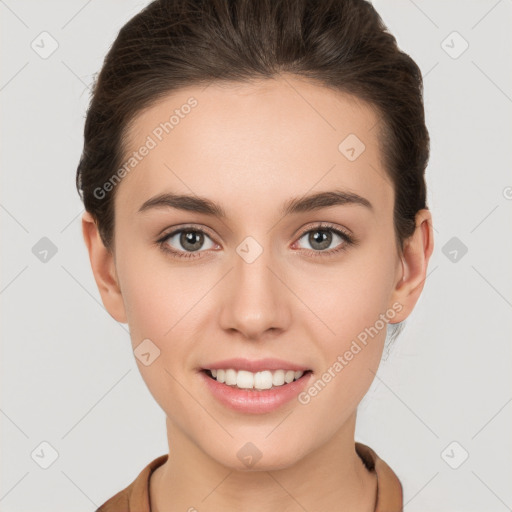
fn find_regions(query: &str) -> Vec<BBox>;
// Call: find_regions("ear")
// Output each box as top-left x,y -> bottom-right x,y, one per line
388,209 -> 434,323
81,211 -> 127,324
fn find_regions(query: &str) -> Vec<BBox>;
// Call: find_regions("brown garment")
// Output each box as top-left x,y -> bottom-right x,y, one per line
96,442 -> 403,512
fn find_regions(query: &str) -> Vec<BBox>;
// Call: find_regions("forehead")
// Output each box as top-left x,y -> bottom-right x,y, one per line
115,75 -> 392,218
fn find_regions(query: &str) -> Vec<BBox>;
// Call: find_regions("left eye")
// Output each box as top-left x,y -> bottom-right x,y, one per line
295,227 -> 350,252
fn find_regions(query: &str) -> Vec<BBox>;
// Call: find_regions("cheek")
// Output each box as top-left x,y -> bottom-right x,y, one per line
122,279 -> 175,344
296,272 -> 391,426
117,247 -> 191,340
298,253 -> 396,345
293,243 -> 396,400
116,255 -> 195,417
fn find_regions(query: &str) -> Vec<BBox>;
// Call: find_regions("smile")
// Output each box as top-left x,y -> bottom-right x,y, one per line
204,368 -> 311,391
200,367 -> 313,414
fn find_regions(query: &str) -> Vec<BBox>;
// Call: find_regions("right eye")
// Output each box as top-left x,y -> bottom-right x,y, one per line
157,227 -> 218,259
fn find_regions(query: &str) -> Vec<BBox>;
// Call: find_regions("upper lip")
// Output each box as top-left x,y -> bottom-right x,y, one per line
202,358 -> 310,372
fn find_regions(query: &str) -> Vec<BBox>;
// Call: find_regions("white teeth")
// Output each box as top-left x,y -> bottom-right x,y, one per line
208,368 -> 306,390
237,370 -> 255,389
272,370 -> 285,386
284,370 -> 295,384
225,369 -> 237,386
254,370 -> 273,390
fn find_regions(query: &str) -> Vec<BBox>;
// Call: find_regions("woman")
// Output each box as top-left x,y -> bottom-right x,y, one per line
77,0 -> 434,510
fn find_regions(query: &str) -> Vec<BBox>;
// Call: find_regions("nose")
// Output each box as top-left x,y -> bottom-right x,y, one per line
218,242 -> 291,341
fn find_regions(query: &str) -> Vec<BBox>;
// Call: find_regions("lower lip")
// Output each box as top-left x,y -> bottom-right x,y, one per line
200,370 -> 312,414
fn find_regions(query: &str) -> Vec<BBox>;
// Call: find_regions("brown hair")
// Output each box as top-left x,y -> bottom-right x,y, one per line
76,0 -> 430,343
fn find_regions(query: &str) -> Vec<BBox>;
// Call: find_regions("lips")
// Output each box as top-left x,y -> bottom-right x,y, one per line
199,367 -> 313,414
201,357 -> 311,373
196,357 -> 314,413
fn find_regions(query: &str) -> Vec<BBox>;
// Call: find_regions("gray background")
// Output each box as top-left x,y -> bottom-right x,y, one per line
1,0 -> 511,510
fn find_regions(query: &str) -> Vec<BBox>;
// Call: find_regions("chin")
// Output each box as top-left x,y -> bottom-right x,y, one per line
208,438 -> 308,473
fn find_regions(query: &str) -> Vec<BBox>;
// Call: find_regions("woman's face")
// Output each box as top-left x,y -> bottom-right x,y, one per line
99,75 -> 420,469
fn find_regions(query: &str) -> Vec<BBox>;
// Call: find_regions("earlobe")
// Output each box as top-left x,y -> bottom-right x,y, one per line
389,209 -> 434,323
81,211 -> 128,324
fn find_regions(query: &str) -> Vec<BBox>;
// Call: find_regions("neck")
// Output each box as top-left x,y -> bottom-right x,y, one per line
150,412 -> 377,512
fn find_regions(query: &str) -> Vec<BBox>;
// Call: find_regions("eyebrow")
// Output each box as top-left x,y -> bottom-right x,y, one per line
137,189 -> 373,217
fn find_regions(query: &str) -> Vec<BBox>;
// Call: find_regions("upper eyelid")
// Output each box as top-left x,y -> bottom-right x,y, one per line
296,222 -> 351,238
159,224 -> 217,243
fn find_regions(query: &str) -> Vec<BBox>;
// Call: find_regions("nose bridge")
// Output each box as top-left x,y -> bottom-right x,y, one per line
218,235 -> 290,339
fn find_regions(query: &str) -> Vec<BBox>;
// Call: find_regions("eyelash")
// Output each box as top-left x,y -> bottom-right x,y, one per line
156,222 -> 356,260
